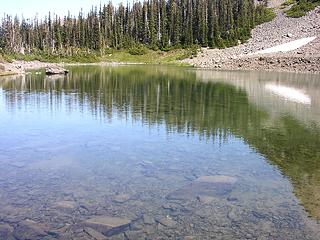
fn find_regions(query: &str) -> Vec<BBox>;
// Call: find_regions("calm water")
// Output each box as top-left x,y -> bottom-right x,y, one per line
0,66 -> 320,239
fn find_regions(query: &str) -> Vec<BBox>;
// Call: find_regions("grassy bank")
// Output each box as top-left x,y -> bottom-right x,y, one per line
0,47 -> 197,66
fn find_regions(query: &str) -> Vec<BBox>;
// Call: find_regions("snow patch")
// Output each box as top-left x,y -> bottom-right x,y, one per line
254,37 -> 316,54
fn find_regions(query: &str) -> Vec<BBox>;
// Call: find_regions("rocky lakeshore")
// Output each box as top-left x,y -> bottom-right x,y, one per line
0,60 -> 147,77
195,54 -> 320,74
0,60 -> 63,76
183,4 -> 320,74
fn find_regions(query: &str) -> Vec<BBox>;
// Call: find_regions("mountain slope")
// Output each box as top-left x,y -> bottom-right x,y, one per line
183,1 -> 320,73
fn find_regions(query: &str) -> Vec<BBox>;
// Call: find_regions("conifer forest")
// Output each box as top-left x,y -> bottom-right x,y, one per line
0,0 -> 271,56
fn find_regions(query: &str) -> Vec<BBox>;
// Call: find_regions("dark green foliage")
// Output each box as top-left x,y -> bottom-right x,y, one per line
128,44 -> 148,55
281,0 -> 296,8
0,0 -> 274,55
255,7 -> 276,25
286,0 -> 320,17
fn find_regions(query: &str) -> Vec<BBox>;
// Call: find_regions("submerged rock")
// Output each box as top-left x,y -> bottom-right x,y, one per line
13,220 -> 49,240
83,216 -> 131,236
197,195 -> 217,204
0,224 -> 15,240
84,227 -> 107,240
155,216 -> 177,228
142,215 -> 154,225
112,194 -> 131,203
55,200 -> 77,209
166,175 -> 237,201
195,175 -> 237,184
124,230 -> 145,239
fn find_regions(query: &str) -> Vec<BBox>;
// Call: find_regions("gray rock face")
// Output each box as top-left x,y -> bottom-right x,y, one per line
83,216 -> 131,236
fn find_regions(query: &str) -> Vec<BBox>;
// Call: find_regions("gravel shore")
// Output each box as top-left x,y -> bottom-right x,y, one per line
182,2 -> 320,74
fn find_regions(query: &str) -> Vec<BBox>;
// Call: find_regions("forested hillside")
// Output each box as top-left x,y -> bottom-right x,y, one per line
0,0 -> 273,56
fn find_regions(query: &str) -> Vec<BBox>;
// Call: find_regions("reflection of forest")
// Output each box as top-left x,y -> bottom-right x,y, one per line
1,66 -> 319,218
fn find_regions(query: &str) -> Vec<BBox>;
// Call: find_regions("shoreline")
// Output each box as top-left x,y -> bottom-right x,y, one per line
1,55 -> 320,77
0,60 -> 147,77
189,54 -> 320,75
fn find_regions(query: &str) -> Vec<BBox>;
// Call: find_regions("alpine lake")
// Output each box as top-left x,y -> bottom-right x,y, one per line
0,65 -> 320,239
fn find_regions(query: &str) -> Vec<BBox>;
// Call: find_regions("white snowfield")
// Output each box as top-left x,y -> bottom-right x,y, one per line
265,83 -> 311,105
254,36 -> 317,54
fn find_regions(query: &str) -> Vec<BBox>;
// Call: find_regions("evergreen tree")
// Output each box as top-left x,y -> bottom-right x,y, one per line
0,0 -> 272,54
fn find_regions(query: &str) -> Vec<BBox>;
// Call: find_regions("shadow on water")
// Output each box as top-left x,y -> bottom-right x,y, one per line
0,65 -> 319,238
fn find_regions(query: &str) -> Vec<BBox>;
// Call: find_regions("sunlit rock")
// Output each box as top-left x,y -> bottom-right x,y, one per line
83,216 -> 131,236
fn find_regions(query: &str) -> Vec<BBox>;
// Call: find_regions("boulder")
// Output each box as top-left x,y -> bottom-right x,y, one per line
45,66 -> 69,75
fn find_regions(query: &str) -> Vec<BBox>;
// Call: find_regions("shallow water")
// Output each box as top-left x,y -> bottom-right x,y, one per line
0,66 -> 319,239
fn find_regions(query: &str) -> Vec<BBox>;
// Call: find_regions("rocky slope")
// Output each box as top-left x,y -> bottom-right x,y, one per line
183,1 -> 320,74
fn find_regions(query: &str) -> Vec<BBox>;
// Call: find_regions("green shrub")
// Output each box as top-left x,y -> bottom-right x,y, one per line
281,0 -> 297,8
161,46 -> 174,52
286,0 -> 320,17
128,45 -> 148,55
255,7 -> 276,25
